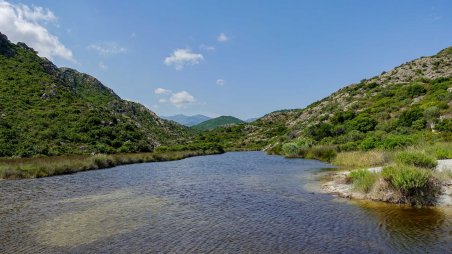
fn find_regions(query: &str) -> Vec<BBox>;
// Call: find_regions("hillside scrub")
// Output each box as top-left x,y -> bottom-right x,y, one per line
0,32 -> 193,158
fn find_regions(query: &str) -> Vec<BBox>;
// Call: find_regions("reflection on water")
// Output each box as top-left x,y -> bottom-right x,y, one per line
356,200 -> 452,250
0,152 -> 451,253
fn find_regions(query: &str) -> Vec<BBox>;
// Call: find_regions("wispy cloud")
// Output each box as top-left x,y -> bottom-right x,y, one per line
88,42 -> 127,56
164,49 -> 204,70
0,0 -> 74,61
154,87 -> 172,95
98,62 -> 107,70
199,44 -> 215,52
217,33 -> 228,42
216,79 -> 225,86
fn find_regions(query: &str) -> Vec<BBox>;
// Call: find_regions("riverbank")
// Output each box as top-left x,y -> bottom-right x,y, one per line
322,159 -> 452,207
0,149 -> 223,179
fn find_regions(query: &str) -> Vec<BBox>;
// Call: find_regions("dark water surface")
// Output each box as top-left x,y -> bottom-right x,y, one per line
1,152 -> 451,253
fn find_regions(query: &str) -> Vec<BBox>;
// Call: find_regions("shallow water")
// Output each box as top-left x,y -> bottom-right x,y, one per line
0,152 -> 451,253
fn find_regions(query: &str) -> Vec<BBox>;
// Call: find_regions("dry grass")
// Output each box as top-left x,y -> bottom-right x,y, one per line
0,150 -> 222,179
332,150 -> 389,168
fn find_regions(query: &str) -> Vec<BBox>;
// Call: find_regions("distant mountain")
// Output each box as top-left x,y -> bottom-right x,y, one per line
162,114 -> 211,126
192,116 -> 245,131
0,32 -> 193,157
246,118 -> 258,123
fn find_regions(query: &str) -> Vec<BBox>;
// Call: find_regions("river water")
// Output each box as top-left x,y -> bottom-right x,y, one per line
0,152 -> 451,253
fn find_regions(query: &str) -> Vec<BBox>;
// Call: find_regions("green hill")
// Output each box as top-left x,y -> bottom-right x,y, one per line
192,116 -> 244,131
193,47 -> 452,152
0,32 -> 193,157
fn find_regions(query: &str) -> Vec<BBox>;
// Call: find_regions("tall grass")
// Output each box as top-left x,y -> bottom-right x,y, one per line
395,151 -> 437,169
348,169 -> 378,193
424,142 -> 452,159
0,150 -> 222,179
332,150 -> 388,168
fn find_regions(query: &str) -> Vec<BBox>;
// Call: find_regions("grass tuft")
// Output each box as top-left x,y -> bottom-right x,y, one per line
395,151 -> 437,169
348,169 -> 378,193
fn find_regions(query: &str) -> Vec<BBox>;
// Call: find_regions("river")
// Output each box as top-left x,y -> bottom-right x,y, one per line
0,152 -> 451,253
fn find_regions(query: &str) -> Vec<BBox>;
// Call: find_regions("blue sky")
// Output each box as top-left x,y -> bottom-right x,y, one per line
1,1 -> 451,119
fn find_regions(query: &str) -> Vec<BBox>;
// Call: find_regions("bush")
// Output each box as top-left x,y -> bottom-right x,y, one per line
358,136 -> 379,150
380,135 -> 414,149
282,142 -> 301,157
349,169 -> 378,193
346,113 -> 377,133
381,165 -> 437,205
304,146 -> 337,162
398,108 -> 424,127
395,151 -> 437,169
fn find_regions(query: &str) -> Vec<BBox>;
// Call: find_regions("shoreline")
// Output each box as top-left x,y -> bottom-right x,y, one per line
0,149 -> 224,179
321,159 -> 452,207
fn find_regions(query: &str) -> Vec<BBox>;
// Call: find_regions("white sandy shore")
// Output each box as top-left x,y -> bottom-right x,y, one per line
322,159 -> 452,206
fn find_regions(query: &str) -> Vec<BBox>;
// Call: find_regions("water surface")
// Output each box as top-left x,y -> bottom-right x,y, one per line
1,152 -> 451,253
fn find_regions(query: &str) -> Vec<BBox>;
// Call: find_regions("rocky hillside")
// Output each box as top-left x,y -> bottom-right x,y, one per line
0,32 -> 193,157
203,47 -> 452,151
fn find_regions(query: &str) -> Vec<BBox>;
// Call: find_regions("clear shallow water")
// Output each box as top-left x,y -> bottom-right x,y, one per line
0,152 -> 451,253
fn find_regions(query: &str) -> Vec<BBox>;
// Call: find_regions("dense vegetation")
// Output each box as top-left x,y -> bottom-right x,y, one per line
0,33 -> 193,157
192,116 -> 245,131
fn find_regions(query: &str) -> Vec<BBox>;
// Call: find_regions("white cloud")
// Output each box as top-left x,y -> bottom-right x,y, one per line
98,62 -> 107,70
158,98 -> 167,103
199,44 -> 215,51
216,79 -> 225,86
217,33 -> 228,42
0,0 -> 74,61
164,49 -> 204,70
88,42 -> 127,56
154,87 -> 171,95
169,91 -> 195,108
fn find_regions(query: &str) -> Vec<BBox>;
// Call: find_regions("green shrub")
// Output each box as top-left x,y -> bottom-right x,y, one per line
304,146 -> 337,162
380,135 -> 414,149
282,142 -> 301,157
426,143 -> 452,159
398,108 -> 424,127
358,136 -> 379,150
346,113 -> 377,133
349,169 -> 378,193
395,151 -> 437,169
381,165 -> 437,205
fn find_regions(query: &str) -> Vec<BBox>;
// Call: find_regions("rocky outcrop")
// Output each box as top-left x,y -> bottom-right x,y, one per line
0,32 -> 14,57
